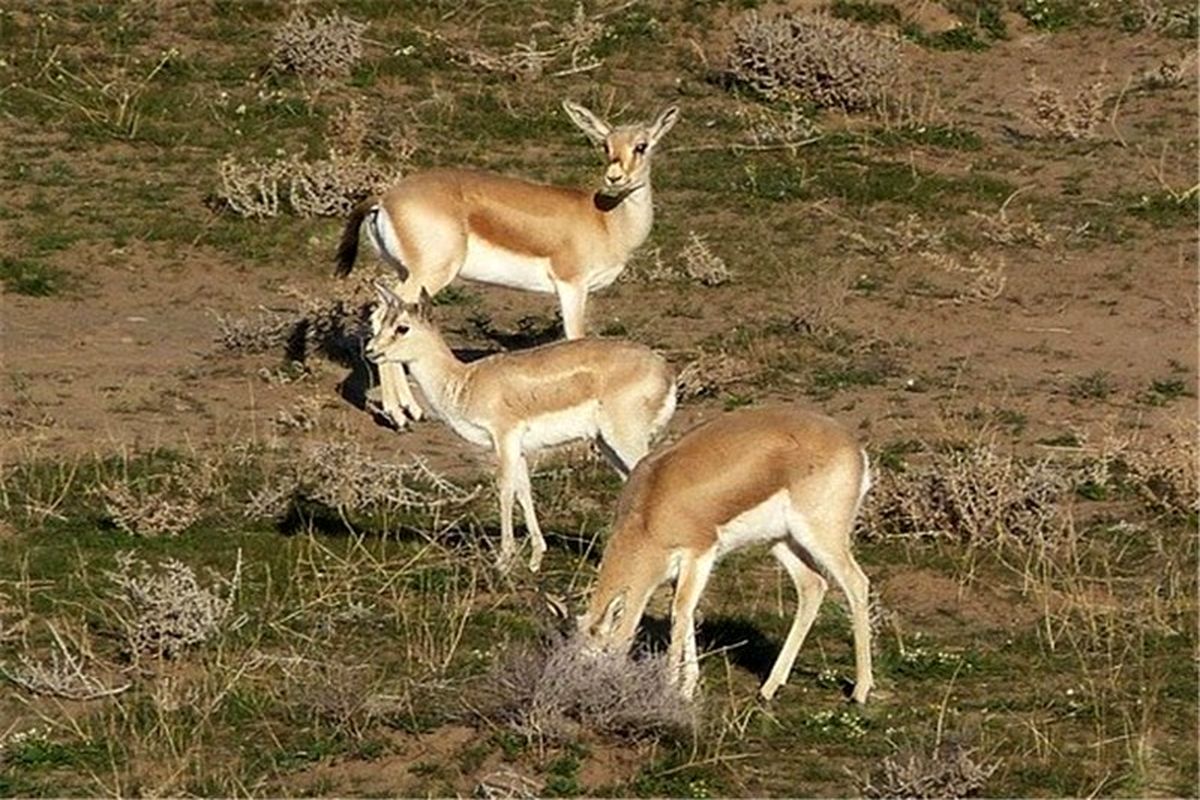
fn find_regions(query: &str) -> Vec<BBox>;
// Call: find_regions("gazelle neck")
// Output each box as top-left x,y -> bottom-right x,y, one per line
402,330 -> 468,415
598,179 -> 654,252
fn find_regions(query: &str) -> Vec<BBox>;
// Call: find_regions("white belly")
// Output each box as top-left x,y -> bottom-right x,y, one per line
522,403 -> 600,451
716,489 -> 792,558
459,235 -> 556,293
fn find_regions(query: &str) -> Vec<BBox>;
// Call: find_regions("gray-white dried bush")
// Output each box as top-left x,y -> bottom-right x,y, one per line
860,742 -> 1000,799
272,11 -> 366,82
676,351 -> 757,401
98,460 -> 221,538
737,103 -> 822,152
106,551 -> 239,659
679,231 -> 732,286
2,625 -> 129,700
1025,69 -> 1108,141
244,441 -> 479,521
919,251 -> 1007,303
213,307 -> 296,353
217,153 -> 402,219
432,2 -> 606,81
865,442 -> 1071,546
488,631 -> 694,742
726,11 -> 901,110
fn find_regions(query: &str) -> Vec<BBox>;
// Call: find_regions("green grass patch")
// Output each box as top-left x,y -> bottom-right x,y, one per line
0,256 -> 75,297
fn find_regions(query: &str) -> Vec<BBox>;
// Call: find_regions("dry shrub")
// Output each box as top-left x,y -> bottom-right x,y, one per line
676,351 -> 758,400
272,11 -> 366,82
487,631 -> 695,742
735,103 -> 823,151
3,624 -> 129,700
860,742 -> 999,799
865,441 -> 1070,545
106,551 -> 240,660
725,11 -> 901,110
217,152 -> 402,219
1025,68 -> 1108,141
98,460 -> 221,538
845,213 -> 945,256
1086,422 -> 1198,516
919,251 -> 1007,303
213,307 -> 296,352
431,2 -> 606,81
679,231 -> 732,286
967,206 -> 1052,248
244,441 -> 479,521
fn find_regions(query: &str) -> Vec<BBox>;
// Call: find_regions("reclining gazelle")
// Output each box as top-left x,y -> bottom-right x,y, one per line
337,100 -> 680,428
365,281 -> 677,572
576,405 -> 875,703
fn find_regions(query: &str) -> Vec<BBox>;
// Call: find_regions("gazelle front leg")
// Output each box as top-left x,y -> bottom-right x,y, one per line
554,279 -> 588,340
377,362 -> 421,427
669,549 -> 717,699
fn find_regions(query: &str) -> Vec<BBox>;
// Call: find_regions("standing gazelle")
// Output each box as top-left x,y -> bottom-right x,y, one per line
337,101 -> 680,428
365,282 -> 676,572
577,405 -> 874,703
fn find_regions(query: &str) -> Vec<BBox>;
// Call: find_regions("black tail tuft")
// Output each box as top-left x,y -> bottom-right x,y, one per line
334,199 -> 373,278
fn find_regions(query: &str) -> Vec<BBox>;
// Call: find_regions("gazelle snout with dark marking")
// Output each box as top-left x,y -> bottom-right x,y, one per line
577,405 -> 874,703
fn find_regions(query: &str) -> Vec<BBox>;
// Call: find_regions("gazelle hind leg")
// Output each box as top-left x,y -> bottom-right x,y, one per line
791,510 -> 874,704
511,452 -> 547,572
669,548 -> 717,699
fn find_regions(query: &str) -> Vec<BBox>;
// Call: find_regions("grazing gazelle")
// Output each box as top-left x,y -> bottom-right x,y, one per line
577,405 -> 874,703
365,281 -> 676,572
337,100 -> 680,428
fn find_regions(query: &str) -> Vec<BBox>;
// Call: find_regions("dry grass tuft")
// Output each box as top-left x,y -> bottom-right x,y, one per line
272,11 -> 366,83
1024,69 -> 1109,141
3,624 -> 129,700
105,551 -> 240,660
865,441 -> 1070,545
725,11 -> 901,110
679,231 -> 732,286
429,3 -> 606,81
486,631 -> 695,742
244,440 -> 479,521
98,460 -> 222,538
860,741 -> 1000,799
676,351 -> 758,401
217,152 -> 402,219
919,251 -> 1007,303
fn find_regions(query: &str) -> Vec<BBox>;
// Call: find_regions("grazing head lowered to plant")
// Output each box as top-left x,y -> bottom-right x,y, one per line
575,405 -> 875,702
335,100 -> 679,429
365,282 -> 676,572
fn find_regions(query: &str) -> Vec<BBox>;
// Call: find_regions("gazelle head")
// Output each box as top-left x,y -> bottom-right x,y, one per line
562,101 -> 679,198
365,281 -> 434,365
576,587 -> 631,655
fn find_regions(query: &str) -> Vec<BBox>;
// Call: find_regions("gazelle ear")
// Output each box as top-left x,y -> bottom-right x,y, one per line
562,100 -> 612,144
417,287 -> 433,319
648,105 -> 679,147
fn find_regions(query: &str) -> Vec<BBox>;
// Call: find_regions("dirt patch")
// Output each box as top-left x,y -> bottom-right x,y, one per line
881,568 -> 1040,632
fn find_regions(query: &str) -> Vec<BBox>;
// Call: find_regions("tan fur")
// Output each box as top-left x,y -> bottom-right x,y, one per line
336,102 -> 679,428
579,405 -> 874,703
366,284 -> 677,572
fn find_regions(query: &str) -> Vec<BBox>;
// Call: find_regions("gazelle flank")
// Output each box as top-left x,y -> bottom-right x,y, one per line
365,282 -> 677,572
578,405 -> 874,703
337,101 -> 680,428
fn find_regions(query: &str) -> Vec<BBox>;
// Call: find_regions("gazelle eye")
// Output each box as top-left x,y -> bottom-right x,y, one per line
634,142 -> 648,155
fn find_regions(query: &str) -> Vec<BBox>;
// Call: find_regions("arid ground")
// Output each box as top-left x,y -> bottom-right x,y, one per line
1,1 -> 1197,797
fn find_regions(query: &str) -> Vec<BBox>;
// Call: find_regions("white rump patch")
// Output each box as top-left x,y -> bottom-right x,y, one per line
367,205 -> 406,271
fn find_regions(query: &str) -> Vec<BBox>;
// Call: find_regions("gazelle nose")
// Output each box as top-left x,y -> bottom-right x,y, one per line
605,166 -> 623,184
